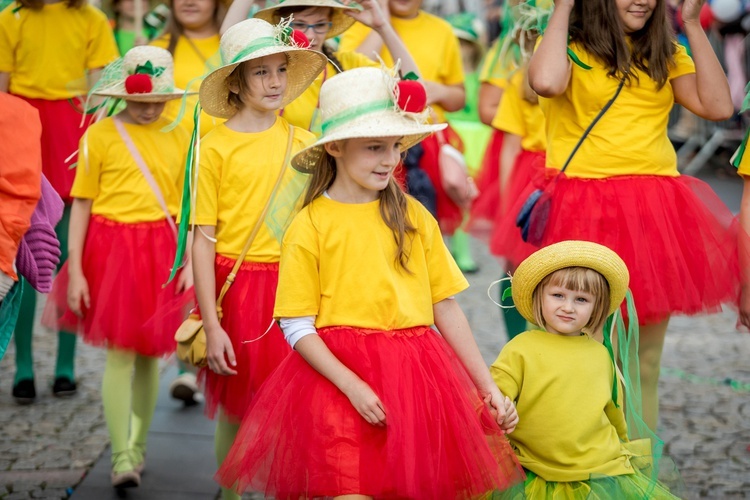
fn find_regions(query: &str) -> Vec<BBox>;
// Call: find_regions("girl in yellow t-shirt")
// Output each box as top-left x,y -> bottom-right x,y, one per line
216,66 -> 525,498
188,19 -> 325,500
492,241 -> 679,499
0,0 -> 118,403
526,0 -> 739,430
42,46 -> 194,490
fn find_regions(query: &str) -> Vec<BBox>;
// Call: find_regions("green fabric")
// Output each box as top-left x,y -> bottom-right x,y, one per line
0,281 -> 23,361
500,275 -> 527,340
216,416 -> 241,500
450,229 -> 477,273
228,36 -> 282,65
114,29 -> 152,56
445,71 -> 481,124
321,99 -> 393,134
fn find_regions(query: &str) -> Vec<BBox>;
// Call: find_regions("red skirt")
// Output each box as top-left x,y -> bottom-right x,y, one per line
468,129 -> 505,237
15,95 -> 92,202
488,150 -> 546,265
42,216 -> 194,356
419,125 -> 466,236
498,173 -> 740,324
198,257 -> 290,422
217,325 -> 525,498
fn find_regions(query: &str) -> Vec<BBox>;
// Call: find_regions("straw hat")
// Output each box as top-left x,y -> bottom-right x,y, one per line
511,241 -> 630,325
292,66 -> 446,172
199,18 -> 327,118
93,46 -> 189,102
254,0 -> 361,40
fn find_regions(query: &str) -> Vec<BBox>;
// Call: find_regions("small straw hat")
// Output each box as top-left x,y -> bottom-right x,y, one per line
199,18 -> 327,119
511,240 -> 630,325
93,46 -> 189,102
291,66 -> 446,172
254,0 -> 361,40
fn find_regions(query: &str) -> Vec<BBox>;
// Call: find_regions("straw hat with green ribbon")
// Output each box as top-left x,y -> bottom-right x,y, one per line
254,0 -> 362,40
291,66 -> 446,173
511,240 -> 630,326
93,46 -> 189,102
199,18 -> 327,119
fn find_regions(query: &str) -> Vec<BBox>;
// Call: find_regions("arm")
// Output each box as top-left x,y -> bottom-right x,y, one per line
176,230 -> 194,293
347,0 -> 389,59
220,0 -> 254,35
671,0 -> 733,121
0,72 -> 8,93
192,225 -> 237,375
479,82 -> 504,126
293,332 -> 387,426
433,298 -> 518,432
528,0 -> 573,97
739,177 -> 750,328
499,133 -> 522,213
423,82 -> 466,112
66,198 -> 93,317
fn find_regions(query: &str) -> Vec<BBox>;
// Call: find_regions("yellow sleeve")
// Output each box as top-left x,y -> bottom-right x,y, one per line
85,7 -> 118,69
274,210 -> 322,318
490,344 -> 522,402
71,129 -> 103,200
669,44 -> 696,80
335,50 -> 380,71
194,141 -> 221,226
0,7 -> 18,73
479,40 -> 508,88
738,147 -> 750,177
440,30 -> 464,86
337,21 -> 370,54
492,80 -> 526,137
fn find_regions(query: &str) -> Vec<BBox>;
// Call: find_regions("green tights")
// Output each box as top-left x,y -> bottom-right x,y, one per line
500,272 -> 527,341
13,205 -> 76,385
102,349 -> 160,473
215,415 -> 241,500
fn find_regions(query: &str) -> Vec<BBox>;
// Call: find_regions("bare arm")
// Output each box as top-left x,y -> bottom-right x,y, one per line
672,0 -> 733,121
0,72 -> 8,93
67,198 -> 93,316
479,82 -> 504,126
528,0 -> 573,97
423,82 -> 466,112
220,0 -> 254,35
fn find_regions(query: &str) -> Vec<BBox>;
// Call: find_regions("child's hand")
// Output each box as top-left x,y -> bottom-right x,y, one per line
344,378 -> 387,427
205,324 -> 238,376
345,0 -> 389,31
482,387 -> 519,433
67,272 -> 90,318
681,0 -> 706,25
176,262 -> 194,294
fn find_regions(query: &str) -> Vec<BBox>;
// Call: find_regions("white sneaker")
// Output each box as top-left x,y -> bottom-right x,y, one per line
169,372 -> 203,406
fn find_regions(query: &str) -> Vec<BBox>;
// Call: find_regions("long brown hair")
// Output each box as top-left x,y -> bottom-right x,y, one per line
19,0 -> 85,9
162,0 -> 224,55
304,147 -> 416,271
569,0 -> 676,88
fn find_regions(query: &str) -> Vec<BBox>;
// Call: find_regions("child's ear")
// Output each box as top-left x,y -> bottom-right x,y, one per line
324,140 -> 344,158
228,81 -> 240,94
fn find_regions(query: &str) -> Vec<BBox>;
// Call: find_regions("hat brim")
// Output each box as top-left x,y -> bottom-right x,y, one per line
291,112 -> 447,173
199,47 -> 326,119
255,0 -> 360,40
510,240 -> 630,326
93,89 -> 194,102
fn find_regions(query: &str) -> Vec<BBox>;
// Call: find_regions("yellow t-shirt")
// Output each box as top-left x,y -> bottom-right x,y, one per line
492,71 -> 546,153
151,34 -> 222,137
274,196 -> 469,330
338,11 -> 464,122
541,41 -> 695,178
491,330 -> 632,482
194,118 -> 315,262
280,52 -> 378,134
0,2 -> 118,99
737,148 -> 750,177
72,116 -> 188,223
478,39 -> 509,90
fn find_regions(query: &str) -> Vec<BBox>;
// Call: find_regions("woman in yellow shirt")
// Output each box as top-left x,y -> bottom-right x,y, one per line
492,240 -> 679,499
525,0 -> 739,430
42,46 -> 194,490
216,66 -> 524,499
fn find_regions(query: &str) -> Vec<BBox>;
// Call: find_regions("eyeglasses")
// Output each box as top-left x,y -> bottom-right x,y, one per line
290,21 -> 333,34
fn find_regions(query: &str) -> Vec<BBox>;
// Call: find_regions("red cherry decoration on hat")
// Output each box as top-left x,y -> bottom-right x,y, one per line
395,72 -> 427,113
125,73 -> 153,94
291,29 -> 310,48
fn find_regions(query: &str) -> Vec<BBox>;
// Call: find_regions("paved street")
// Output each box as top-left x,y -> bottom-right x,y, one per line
0,171 -> 748,499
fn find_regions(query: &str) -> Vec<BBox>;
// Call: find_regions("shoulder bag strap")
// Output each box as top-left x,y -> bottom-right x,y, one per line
214,127 -> 296,316
113,118 -> 178,237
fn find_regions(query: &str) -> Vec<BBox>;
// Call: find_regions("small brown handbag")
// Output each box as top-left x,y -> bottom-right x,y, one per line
174,130 -> 295,367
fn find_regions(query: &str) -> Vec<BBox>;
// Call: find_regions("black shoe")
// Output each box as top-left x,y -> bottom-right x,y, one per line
52,377 -> 77,397
12,378 -> 36,405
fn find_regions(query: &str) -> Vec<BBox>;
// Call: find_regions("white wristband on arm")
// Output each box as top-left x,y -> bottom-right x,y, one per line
279,316 -> 317,349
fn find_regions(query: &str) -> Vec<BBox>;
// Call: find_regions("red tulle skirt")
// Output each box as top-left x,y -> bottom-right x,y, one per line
15,95 -> 92,202
488,150 -> 546,265
42,216 -> 194,356
497,173 -> 740,324
198,257 -> 290,422
217,325 -> 525,498
420,125 -> 466,236
468,129 -> 505,235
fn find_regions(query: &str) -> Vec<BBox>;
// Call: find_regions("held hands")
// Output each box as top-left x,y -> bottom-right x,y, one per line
206,324 -> 238,376
344,377 -> 387,427
67,271 -> 90,318
739,285 -> 750,329
482,386 -> 519,434
344,0 -> 390,31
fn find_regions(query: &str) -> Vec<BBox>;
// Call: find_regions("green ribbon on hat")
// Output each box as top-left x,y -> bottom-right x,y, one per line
226,36 -> 288,66
133,60 -> 166,77
320,99 -> 394,135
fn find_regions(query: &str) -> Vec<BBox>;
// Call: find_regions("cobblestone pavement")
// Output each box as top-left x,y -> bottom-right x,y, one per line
2,240 -> 750,499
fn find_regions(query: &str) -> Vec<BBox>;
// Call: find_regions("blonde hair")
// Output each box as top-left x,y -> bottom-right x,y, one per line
532,267 -> 610,333
303,147 -> 416,271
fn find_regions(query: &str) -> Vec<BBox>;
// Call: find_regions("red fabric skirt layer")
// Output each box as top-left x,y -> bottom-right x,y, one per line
419,125 -> 465,236
14,95 -> 92,202
217,325 -> 525,499
198,257 -> 290,422
487,150 -> 546,264
468,129 -> 504,236
497,173 -> 740,324
42,215 -> 193,356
